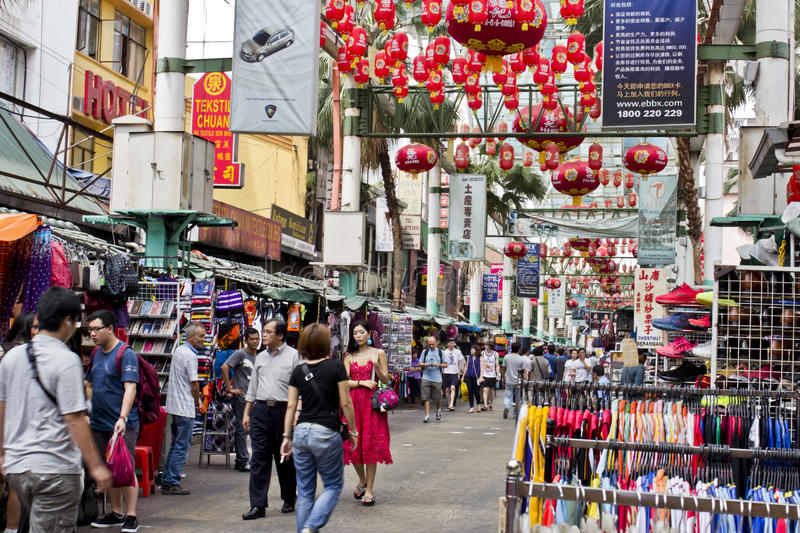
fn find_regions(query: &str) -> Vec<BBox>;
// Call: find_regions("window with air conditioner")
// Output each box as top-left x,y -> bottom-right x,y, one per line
76,0 -> 101,59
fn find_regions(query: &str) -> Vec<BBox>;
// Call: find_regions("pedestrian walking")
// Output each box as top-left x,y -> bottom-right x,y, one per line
478,342 -> 499,411
280,324 -> 358,533
343,320 -> 392,506
221,327 -> 260,472
592,365 -> 610,403
442,339 -> 464,412
419,336 -> 446,423
86,310 -> 141,532
529,345 -> 552,382
160,321 -> 203,496
407,348 -> 421,408
460,345 -> 482,413
553,348 -> 569,382
0,287 -> 112,531
241,319 -> 299,520
501,342 -> 530,419
541,345 -> 557,380
621,352 -> 647,385
564,348 -> 592,384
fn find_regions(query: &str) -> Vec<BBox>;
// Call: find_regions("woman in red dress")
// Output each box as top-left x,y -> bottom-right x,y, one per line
343,320 -> 392,506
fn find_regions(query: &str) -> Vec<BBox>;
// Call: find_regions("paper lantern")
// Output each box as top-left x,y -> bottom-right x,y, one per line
513,104 -> 585,163
412,55 -> 429,83
551,44 -> 568,78
515,0 -> 539,31
552,158 -> 599,206
539,243 -> 547,258
493,58 -> 510,87
374,0 -> 396,31
504,90 -> 520,111
599,168 -> 609,186
533,57 -> 550,88
459,124 -> 471,142
426,69 -> 444,93
522,46 -> 540,71
501,73 -> 518,96
566,299 -> 578,309
523,150 -> 534,167
421,0 -> 443,32
468,125 -> 482,147
467,91 -> 482,111
393,83 -> 409,101
573,57 -> 592,89
464,72 -> 481,94
429,88 -> 445,109
495,121 -> 509,141
499,143 -> 515,171
433,35 -> 450,69
447,0 -> 547,73
396,144 -> 437,176
325,0 -> 345,28
588,143 -> 602,170
545,278 -> 561,289
594,41 -> 603,71
455,143 -> 471,170
580,92 -> 596,111
452,56 -> 469,84
613,170 -> 622,187
604,198 -> 612,209
353,57 -> 370,87
589,98 -> 602,120
348,26 -> 368,62
561,0 -> 584,24
388,32 -> 409,66
425,42 -> 437,70
485,139 -> 497,156
337,46 -> 353,73
624,142 -> 668,176
337,3 -> 354,36
625,172 -> 635,189
628,192 -> 637,207
467,49 -> 486,73
374,51 -> 391,79
616,195 -> 625,208
504,241 -> 527,258
567,32 -> 585,64
544,142 -> 559,171
508,52 -> 525,73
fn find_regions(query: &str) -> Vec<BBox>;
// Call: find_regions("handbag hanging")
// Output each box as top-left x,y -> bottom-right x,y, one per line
370,366 -> 399,413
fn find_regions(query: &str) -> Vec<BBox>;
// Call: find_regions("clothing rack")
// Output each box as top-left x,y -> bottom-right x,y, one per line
503,460 -> 800,533
522,379 -> 800,399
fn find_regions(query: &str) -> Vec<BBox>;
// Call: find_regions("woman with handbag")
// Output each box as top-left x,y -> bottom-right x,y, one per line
281,324 -> 357,533
342,320 -> 392,506
460,345 -> 483,413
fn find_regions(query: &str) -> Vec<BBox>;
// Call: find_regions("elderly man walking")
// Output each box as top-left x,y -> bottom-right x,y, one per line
419,336 -> 447,423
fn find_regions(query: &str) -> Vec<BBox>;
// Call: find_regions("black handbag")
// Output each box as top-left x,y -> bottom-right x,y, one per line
103,254 -> 139,296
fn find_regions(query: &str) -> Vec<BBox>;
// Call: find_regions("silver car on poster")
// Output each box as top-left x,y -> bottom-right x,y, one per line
240,27 -> 295,62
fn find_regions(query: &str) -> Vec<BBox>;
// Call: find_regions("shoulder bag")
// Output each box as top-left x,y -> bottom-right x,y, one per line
370,364 -> 398,413
300,363 -> 350,441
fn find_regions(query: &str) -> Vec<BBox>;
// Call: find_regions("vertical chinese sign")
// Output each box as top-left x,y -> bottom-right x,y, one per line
448,174 -> 487,261
191,72 -> 244,188
634,267 -> 667,347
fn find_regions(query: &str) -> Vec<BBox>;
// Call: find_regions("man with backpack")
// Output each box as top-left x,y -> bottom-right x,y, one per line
86,310 -> 141,532
419,336 -> 447,423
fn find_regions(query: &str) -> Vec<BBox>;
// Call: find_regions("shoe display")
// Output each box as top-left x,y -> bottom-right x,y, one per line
656,337 -> 696,358
91,512 -> 126,528
696,291 -> 738,307
692,340 -> 713,359
659,360 -> 707,382
655,283 -> 703,305
242,507 -> 266,520
652,312 -> 693,331
689,315 -> 711,329
121,516 -> 140,533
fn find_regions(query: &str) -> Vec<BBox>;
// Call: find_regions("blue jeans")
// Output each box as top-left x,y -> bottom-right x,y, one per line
231,396 -> 250,467
161,415 -> 194,486
292,422 -> 344,533
504,386 -> 518,417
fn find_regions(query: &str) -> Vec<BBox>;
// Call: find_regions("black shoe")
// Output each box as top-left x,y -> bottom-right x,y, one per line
161,484 -> 191,495
281,502 -> 296,513
91,512 -> 125,528
234,464 -> 251,472
242,506 -> 266,520
503,407 -> 509,419
121,515 -> 140,533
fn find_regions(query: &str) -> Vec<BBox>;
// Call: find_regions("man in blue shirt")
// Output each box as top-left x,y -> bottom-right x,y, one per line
419,336 -> 447,423
87,310 -> 141,532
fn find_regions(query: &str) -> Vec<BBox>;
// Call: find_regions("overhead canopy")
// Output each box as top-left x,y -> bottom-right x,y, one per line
0,213 -> 40,241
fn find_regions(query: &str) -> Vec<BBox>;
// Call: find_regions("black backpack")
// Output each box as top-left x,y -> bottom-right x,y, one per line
103,254 -> 139,296
422,348 -> 443,373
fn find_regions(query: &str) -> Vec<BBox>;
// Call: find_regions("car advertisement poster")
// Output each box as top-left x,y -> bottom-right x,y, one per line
231,0 -> 319,135
448,174 -> 487,261
638,175 -> 678,266
516,244 -> 540,298
601,0 -> 697,129
634,267 -> 667,347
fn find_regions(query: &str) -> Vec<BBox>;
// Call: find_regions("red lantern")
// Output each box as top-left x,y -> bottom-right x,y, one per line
433,35 -> 450,69
539,243 -> 547,258
561,0 -> 584,24
396,144 -> 437,176
625,172 -> 635,189
447,0 -> 547,73
600,168 -> 610,186
589,98 -> 602,121
374,51 -> 391,79
374,0 -> 396,31
337,3 -> 354,37
533,57 -> 550,88
495,121 -> 508,141
624,142 -> 668,177
493,58 -> 509,87
464,72 -> 481,94
337,45 -> 353,73
501,73 -> 518,96
393,82 -> 409,102
388,32 -> 409,66
468,125 -> 482,147
523,150 -> 534,167
594,41 -> 603,71
544,142 -> 560,171
628,192 -> 637,207
573,57 -> 591,89
567,32 -> 585,64
421,0 -> 443,32
515,0 -> 539,30
504,241 -> 527,258
452,56 -> 469,84
552,158 -> 599,206
426,69 -> 444,93
522,46 -> 540,71
424,42 -> 437,70
325,0 -> 345,28
604,198 -> 612,209
429,89 -> 445,109
613,170 -> 622,187
504,90 -> 520,112
459,124 -> 471,142
508,52 -> 525,74
545,278 -> 562,289
567,299 -> 578,308
513,104 -> 585,164
551,44 -> 568,79
320,21 -> 326,48
485,139 -> 497,156
580,92 -> 596,111
467,49 -> 485,73
347,26 -> 368,62
616,195 -> 625,208
581,77 -> 597,95
413,55 -> 429,83
588,143 -> 602,171
455,143 -> 471,170
354,57 -> 370,87
499,143 -> 515,171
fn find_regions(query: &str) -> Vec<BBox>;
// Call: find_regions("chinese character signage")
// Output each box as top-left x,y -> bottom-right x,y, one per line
448,174 -> 487,261
491,263 -> 503,299
634,267 -> 667,347
191,72 -> 243,188
602,0 -> 697,129
482,273 -> 500,303
231,0 -> 320,135
516,244 -> 540,298
375,198 -> 393,252
546,279 -> 566,319
638,175 -> 678,266
198,201 -> 281,260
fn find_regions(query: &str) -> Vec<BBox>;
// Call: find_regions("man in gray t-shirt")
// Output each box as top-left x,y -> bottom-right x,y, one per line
221,327 -> 260,471
501,342 -> 531,420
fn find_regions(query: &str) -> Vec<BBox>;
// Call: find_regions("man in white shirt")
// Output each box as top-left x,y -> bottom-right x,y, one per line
564,348 -> 592,383
442,339 -> 464,412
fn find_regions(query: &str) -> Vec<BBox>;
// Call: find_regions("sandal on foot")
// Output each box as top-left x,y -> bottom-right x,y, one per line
354,485 -> 367,499
361,496 -> 375,506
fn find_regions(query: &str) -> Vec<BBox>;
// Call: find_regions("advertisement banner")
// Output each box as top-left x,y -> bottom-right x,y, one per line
271,204 -> 316,254
191,73 -> 244,188
198,201 -> 281,260
482,273 -> 500,303
638,175 -> 678,266
634,267 -> 668,347
230,0 -> 319,135
448,174 -> 487,261
491,263 -> 503,299
375,198 -> 393,252
602,0 -> 697,129
546,279 -> 566,319
516,243 -> 540,298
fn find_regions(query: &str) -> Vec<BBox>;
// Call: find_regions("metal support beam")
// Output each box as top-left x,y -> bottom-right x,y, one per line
697,44 -> 756,60
155,57 -> 233,74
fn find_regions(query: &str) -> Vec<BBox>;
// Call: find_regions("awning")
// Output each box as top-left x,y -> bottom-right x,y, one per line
454,321 -> 482,332
0,213 -> 40,241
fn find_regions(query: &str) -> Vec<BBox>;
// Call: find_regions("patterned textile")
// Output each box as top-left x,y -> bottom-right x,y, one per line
0,238 -> 27,338
21,226 -> 52,313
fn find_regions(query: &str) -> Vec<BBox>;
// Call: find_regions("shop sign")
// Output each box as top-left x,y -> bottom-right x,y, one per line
486,305 -> 500,325
601,0 -> 697,129
396,172 -> 423,216
491,263 -> 503,298
191,72 -> 244,188
399,214 -> 422,250
634,267 -> 667,347
198,201 -> 281,260
231,0 -> 320,135
447,174 -> 487,261
375,198 -> 393,252
482,273 -> 500,303
516,244 -> 540,298
638,175 -> 678,266
82,70 -> 149,124
271,204 -> 316,254
546,278 -> 566,319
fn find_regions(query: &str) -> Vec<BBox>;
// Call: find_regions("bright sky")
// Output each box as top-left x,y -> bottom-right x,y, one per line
186,0 -> 236,62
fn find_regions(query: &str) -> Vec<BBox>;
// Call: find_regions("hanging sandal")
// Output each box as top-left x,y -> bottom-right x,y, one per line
361,496 -> 376,506
354,485 -> 367,500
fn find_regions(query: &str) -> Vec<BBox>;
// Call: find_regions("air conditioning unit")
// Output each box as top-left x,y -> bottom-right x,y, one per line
138,0 -> 152,17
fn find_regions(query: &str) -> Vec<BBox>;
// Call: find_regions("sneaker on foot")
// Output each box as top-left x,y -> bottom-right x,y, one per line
91,512 -> 125,528
161,484 -> 191,495
423,416 -> 430,423
121,516 -> 140,533
503,407 -> 509,419
435,409 -> 442,421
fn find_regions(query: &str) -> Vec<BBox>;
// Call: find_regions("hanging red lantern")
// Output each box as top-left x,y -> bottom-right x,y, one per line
613,170 -> 622,187
504,89 -> 520,112
337,3 -> 355,37
468,125 -> 482,147
374,51 -> 391,80
523,150 -> 534,167
514,104 -> 585,164
540,72 -> 557,100
605,198 -> 612,209
552,158 -> 599,206
374,0 -> 396,31
539,163 -> 548,172
353,57 -> 370,87
504,241 -> 527,258
464,72 -> 481,95
396,144 -> 437,177
561,0 -> 584,24
426,69 -> 444,93
625,172 -> 635,189
459,124 -> 471,142
533,57 -> 550,88
429,89 -> 445,109
588,143 -> 602,171
455,143 -> 471,170
581,77 -> 597,95
624,142 -> 668,177
544,142 -> 560,171
545,278 -> 562,289
393,82 -> 409,102
589,98 -> 602,121
594,41 -> 603,71
515,0 -> 539,30
325,0 -> 345,28
493,58 -> 509,88
467,49 -> 486,73
566,32 -> 585,64
452,56 -> 469,84
320,21 -> 327,48
628,192 -> 637,207
522,46 -> 540,71
485,139 -> 497,156
424,42 -> 437,70
337,45 -> 353,73
502,73 -> 518,96
421,0 -> 443,32
447,0 -> 547,73
580,92 -> 596,112
347,26 -> 368,62
433,35 -> 450,70
551,44 -> 568,79
495,121 -> 509,141
412,55 -> 429,83
388,32 -> 409,66
508,52 -> 525,74
499,143 -> 515,171
616,195 -> 625,208
573,57 -> 591,89
599,168 -> 610,186
566,299 -> 578,309
539,243 -> 547,258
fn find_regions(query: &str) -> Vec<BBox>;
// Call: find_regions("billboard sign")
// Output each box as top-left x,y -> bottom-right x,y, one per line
516,243 -> 540,298
271,204 -> 316,254
375,198 -> 393,252
448,174 -> 487,261
638,175 -> 678,266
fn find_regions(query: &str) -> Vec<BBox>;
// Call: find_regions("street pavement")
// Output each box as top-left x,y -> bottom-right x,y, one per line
81,402 -> 515,532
